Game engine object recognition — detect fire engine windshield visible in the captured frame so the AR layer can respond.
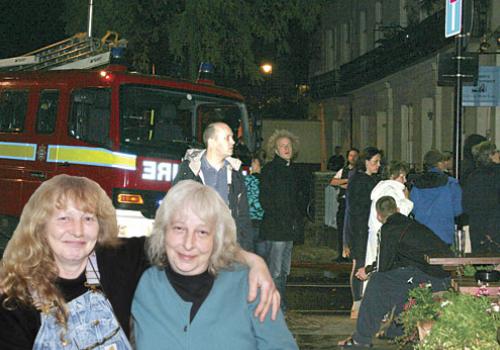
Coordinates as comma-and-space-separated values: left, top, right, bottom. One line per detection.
120, 85, 252, 160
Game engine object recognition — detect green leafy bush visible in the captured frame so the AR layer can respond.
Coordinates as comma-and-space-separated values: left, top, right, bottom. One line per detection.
418, 292, 500, 350
399, 283, 500, 349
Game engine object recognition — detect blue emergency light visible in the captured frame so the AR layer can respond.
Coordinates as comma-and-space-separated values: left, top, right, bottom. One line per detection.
197, 62, 215, 84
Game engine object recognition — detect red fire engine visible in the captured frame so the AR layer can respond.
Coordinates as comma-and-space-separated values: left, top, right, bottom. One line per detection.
0, 34, 254, 240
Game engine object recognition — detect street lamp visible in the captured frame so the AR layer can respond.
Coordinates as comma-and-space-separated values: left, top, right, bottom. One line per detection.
258, 63, 273, 116
260, 63, 273, 75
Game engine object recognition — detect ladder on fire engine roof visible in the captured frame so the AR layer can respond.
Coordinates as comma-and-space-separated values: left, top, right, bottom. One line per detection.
0, 31, 125, 72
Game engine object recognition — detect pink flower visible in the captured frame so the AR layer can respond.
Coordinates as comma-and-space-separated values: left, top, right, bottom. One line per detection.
404, 298, 416, 311
475, 285, 490, 297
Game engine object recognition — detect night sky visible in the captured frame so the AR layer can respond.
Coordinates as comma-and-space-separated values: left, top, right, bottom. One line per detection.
0, 0, 66, 59
0, 0, 315, 119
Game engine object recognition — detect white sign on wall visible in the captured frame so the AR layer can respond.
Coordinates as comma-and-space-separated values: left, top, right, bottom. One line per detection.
462, 66, 500, 107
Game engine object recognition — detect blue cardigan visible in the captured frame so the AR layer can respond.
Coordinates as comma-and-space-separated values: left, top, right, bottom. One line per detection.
132, 265, 298, 350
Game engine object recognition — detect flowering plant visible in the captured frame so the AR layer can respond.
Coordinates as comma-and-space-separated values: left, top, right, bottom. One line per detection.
398, 283, 441, 344
417, 289, 500, 350
399, 283, 500, 349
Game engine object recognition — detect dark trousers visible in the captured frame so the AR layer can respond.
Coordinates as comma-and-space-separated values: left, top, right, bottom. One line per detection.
353, 266, 450, 345
336, 197, 346, 253
252, 223, 270, 260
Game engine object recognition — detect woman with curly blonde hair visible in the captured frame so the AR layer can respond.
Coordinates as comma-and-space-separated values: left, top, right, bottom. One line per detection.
132, 180, 298, 349
0, 175, 281, 349
0, 174, 140, 349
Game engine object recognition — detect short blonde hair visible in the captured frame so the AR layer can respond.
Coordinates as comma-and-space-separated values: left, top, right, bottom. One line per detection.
146, 180, 239, 275
266, 129, 299, 160
0, 174, 120, 327
383, 160, 410, 180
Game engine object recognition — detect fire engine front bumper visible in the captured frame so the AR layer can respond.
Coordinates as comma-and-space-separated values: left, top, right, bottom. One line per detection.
116, 209, 154, 238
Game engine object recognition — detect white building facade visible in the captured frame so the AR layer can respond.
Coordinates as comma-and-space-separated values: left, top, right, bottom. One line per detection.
310, 0, 500, 169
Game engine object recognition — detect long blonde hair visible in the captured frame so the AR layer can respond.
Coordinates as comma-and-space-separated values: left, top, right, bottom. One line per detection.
0, 174, 120, 327
146, 180, 239, 275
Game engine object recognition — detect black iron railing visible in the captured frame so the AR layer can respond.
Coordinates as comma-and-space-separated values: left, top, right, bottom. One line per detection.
310, 9, 454, 99
310, 69, 341, 99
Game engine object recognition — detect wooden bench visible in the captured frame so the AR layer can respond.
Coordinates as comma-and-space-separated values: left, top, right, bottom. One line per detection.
425, 254, 500, 296
425, 254, 500, 266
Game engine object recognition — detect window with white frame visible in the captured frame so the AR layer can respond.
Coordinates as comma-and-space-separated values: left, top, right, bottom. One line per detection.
375, 1, 383, 47
325, 29, 334, 71
341, 22, 351, 64
400, 0, 408, 28
359, 11, 367, 55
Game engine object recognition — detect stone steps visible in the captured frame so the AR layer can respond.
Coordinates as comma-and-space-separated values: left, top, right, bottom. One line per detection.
287, 265, 352, 313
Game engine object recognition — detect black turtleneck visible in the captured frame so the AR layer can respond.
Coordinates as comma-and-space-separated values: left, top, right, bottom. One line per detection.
165, 266, 215, 322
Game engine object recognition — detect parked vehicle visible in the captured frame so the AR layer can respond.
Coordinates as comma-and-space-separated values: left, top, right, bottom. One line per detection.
0, 35, 253, 243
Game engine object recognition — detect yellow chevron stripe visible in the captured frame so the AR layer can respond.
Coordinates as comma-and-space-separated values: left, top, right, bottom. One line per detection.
0, 142, 36, 160
47, 145, 136, 170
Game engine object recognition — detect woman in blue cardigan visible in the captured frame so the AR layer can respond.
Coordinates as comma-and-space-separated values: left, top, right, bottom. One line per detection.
132, 180, 298, 350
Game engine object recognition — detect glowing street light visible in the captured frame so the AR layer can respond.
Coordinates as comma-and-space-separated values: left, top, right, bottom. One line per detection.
260, 63, 273, 75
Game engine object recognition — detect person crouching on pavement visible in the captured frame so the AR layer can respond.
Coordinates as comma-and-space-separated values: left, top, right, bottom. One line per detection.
339, 196, 451, 348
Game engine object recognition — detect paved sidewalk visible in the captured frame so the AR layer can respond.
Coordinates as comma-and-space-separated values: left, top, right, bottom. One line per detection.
287, 312, 400, 350
286, 227, 404, 349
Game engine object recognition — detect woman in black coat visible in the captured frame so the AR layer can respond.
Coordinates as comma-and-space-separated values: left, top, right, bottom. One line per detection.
346, 147, 381, 317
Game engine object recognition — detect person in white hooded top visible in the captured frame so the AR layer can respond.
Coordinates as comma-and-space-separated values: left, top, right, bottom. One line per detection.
356, 161, 414, 285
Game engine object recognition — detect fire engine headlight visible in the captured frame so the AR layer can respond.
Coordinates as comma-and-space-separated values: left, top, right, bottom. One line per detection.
112, 189, 166, 219
99, 70, 114, 81
117, 193, 144, 205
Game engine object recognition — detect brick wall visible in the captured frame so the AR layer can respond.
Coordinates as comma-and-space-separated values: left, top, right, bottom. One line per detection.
313, 171, 336, 224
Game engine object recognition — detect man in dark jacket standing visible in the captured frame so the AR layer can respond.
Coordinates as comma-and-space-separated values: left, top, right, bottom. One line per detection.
173, 122, 253, 251
462, 141, 500, 253
260, 129, 303, 312
339, 196, 451, 348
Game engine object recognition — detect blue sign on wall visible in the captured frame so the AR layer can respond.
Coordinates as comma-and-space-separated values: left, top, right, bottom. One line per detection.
445, 0, 462, 38
462, 66, 500, 107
